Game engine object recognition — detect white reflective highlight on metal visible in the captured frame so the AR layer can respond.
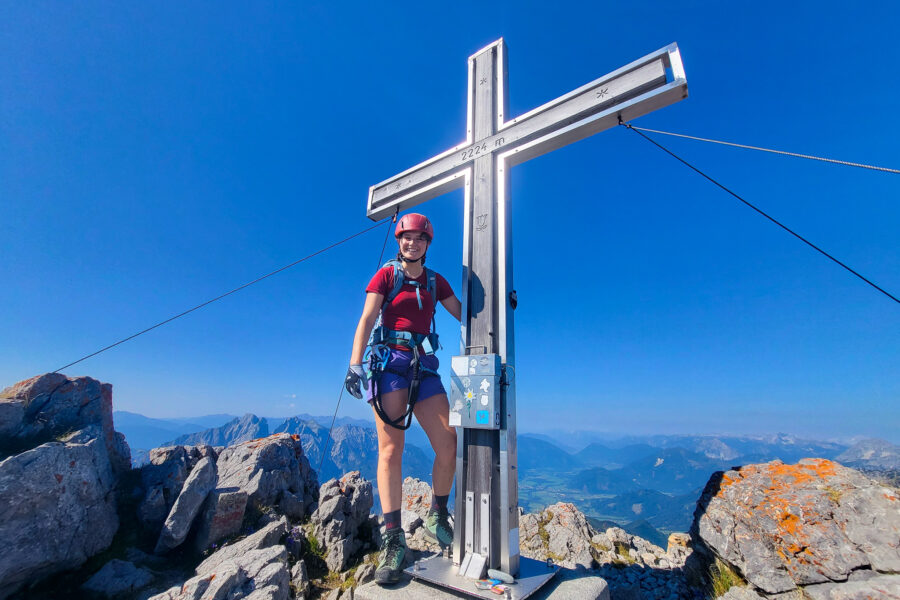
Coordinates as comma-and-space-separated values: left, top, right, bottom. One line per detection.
366, 43, 688, 220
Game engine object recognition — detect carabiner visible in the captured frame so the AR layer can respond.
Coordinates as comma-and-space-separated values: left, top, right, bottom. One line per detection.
364, 343, 390, 378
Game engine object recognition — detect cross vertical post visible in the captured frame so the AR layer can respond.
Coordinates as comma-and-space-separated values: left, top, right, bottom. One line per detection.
366, 39, 687, 593
456, 40, 519, 575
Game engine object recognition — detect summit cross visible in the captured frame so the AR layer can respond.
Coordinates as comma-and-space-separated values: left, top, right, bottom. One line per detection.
367, 39, 687, 588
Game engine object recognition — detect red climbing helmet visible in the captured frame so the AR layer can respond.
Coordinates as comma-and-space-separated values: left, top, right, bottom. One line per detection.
395, 213, 434, 242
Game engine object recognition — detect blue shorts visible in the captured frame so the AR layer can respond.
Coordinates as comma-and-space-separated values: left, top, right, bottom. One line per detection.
367, 348, 446, 404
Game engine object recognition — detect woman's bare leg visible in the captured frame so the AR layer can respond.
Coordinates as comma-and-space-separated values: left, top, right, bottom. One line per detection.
413, 392, 457, 496
372, 389, 409, 513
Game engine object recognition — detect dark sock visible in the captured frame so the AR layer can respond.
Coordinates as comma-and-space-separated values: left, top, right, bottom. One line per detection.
431, 494, 449, 513
384, 509, 402, 531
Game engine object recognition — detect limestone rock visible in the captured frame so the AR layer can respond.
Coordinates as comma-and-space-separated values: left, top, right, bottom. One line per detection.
668, 532, 691, 551
279, 490, 307, 520
184, 444, 218, 469
1, 373, 97, 440
717, 587, 765, 600
155, 455, 218, 553
355, 562, 375, 586
82, 559, 154, 597
195, 516, 288, 575
519, 502, 674, 576
291, 559, 309, 598
802, 574, 900, 600
216, 433, 318, 516
123, 546, 168, 573
0, 374, 130, 474
520, 502, 602, 569
311, 471, 375, 572
401, 508, 422, 533
148, 545, 290, 600
0, 383, 27, 438
594, 559, 698, 600
0, 428, 118, 599
667, 532, 692, 564
137, 485, 168, 530
192, 487, 248, 553
690, 459, 900, 596
109, 430, 132, 474
399, 477, 452, 552
401, 476, 434, 518
138, 446, 192, 530
138, 444, 218, 534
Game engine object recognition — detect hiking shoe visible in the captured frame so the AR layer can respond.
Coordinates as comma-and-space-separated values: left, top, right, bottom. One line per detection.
423, 508, 453, 547
375, 529, 407, 585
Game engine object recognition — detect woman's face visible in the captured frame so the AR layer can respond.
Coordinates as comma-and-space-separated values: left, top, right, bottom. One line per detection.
398, 232, 430, 261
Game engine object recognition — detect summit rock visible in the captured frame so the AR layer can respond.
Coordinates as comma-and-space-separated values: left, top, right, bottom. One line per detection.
0, 374, 129, 599
689, 458, 900, 598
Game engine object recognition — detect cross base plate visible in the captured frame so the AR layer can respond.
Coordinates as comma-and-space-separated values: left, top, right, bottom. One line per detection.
404, 555, 559, 599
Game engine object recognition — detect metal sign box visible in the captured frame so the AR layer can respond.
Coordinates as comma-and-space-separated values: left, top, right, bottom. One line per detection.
449, 354, 502, 430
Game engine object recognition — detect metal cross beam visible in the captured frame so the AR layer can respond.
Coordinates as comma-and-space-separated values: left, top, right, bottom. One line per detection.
368, 41, 686, 221
366, 39, 687, 587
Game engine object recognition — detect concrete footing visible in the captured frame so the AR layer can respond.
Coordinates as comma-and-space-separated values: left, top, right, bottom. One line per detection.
354, 567, 609, 600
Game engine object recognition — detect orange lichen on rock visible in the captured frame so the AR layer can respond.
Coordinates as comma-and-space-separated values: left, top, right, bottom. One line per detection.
718, 472, 738, 492
719, 460, 850, 573
785, 542, 804, 555
698, 457, 900, 594
733, 459, 839, 490
780, 512, 800, 536
769, 459, 838, 484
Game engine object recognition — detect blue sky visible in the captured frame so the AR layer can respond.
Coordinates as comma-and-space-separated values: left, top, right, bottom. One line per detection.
2, 2, 898, 442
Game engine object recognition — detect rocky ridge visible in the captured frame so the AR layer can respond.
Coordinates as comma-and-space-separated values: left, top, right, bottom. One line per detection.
4, 373, 900, 600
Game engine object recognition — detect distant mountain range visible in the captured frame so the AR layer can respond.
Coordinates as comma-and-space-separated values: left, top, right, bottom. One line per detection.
117, 411, 432, 485
112, 411, 220, 450
836, 438, 900, 470
169, 413, 268, 447
115, 410, 900, 541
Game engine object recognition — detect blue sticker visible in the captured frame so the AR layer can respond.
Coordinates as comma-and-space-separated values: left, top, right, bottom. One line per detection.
476, 410, 490, 424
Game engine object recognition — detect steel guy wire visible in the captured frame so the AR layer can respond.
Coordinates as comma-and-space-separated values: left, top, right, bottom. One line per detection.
53, 217, 393, 373
622, 122, 899, 305
628, 126, 900, 175
317, 383, 346, 479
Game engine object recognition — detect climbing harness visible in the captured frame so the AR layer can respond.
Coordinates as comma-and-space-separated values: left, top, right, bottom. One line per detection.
367, 258, 442, 430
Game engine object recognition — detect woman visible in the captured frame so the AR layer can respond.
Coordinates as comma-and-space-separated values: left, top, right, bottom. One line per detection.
344, 213, 461, 585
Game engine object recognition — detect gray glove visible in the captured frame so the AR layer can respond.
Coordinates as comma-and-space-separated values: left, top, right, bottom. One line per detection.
344, 364, 368, 399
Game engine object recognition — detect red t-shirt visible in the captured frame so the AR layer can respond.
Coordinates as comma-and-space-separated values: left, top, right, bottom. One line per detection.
366, 266, 454, 335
